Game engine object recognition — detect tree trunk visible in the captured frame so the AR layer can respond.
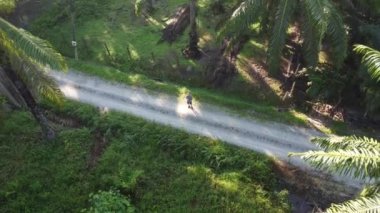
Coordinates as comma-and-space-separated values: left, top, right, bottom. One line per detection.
0, 67, 24, 107
185, 0, 201, 59
1, 66, 56, 140
160, 5, 190, 43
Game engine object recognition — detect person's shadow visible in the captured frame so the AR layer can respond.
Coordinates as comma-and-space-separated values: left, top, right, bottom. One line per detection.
189, 105, 199, 117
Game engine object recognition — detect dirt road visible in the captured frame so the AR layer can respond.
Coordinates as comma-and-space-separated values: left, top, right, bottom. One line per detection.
51, 70, 368, 189
51, 70, 324, 165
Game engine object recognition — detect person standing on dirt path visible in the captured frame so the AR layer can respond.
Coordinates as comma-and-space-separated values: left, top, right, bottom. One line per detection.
186, 93, 193, 109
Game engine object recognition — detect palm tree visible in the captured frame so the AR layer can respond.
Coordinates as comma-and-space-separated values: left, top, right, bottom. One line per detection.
223, 0, 348, 74
0, 16, 67, 140
186, 0, 200, 59
290, 136, 380, 212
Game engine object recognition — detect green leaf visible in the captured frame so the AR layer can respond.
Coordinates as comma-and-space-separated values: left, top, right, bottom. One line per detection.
354, 44, 380, 82
302, 0, 329, 67
267, 0, 296, 74
0, 17, 67, 70
289, 148, 380, 180
220, 0, 265, 38
326, 194, 380, 213
10, 56, 64, 105
312, 136, 380, 151
326, 4, 347, 68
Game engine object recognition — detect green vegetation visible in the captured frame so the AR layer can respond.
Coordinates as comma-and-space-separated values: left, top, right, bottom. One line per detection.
28, 0, 380, 120
31, 0, 189, 70
354, 45, 380, 113
290, 136, 380, 212
2, 0, 380, 211
0, 0, 16, 14
0, 5, 67, 140
0, 101, 290, 212
86, 189, 135, 213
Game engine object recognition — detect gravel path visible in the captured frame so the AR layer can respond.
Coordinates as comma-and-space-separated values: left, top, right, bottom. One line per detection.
51, 70, 323, 166
51, 70, 363, 189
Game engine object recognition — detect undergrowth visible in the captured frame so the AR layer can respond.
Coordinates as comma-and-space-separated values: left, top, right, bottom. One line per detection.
0, 101, 291, 212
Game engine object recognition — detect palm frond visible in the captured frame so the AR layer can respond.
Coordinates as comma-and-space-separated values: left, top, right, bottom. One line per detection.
220, 0, 265, 38
326, 194, 380, 213
135, 0, 147, 16
10, 56, 64, 105
325, 1, 347, 68
312, 136, 380, 151
361, 184, 380, 197
267, 0, 296, 74
0, 18, 67, 70
301, 0, 329, 67
289, 148, 380, 180
354, 44, 380, 82
302, 0, 347, 68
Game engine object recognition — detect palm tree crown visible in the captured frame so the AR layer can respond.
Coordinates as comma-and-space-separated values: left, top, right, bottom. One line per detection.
223, 0, 348, 74
0, 17, 67, 105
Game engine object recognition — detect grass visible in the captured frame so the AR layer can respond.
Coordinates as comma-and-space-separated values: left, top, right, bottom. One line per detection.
31, 0, 190, 69
0, 101, 291, 212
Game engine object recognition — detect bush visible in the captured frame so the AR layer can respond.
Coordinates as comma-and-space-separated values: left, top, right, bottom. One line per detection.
85, 189, 135, 213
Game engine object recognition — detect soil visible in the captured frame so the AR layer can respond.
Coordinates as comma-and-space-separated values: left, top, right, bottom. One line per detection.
87, 132, 109, 170
273, 161, 359, 213
45, 110, 82, 129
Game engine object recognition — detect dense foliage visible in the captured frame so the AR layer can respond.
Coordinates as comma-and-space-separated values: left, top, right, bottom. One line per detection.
0, 101, 290, 212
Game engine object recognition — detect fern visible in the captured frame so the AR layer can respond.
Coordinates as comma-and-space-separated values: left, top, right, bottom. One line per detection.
267, 0, 296, 74
354, 45, 380, 82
